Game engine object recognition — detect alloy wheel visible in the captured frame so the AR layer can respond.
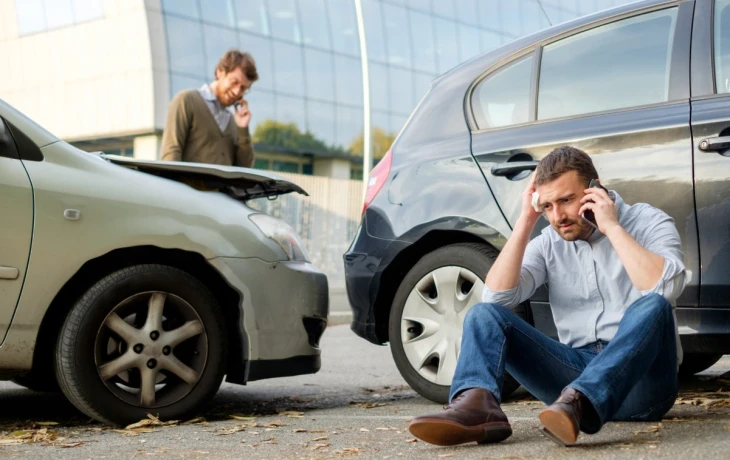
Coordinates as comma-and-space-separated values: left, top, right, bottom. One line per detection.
94, 292, 208, 408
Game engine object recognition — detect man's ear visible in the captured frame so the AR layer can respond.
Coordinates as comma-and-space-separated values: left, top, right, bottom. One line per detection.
215, 67, 224, 81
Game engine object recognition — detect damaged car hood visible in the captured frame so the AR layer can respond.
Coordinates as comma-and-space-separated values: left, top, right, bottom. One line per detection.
101, 154, 308, 200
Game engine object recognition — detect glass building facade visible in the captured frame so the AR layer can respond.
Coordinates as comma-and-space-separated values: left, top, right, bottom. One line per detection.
14, 0, 635, 177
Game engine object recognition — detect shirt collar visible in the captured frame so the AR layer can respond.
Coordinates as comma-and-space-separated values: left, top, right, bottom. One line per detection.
198, 83, 218, 103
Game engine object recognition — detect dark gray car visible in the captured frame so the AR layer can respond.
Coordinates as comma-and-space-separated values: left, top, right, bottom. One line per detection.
344, 0, 730, 404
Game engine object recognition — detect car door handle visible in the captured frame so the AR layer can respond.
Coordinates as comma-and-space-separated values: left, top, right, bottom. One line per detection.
0, 266, 19, 280
699, 136, 730, 152
490, 161, 539, 177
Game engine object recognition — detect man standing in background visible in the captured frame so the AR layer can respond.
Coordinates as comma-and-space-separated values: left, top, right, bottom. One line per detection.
161, 49, 258, 167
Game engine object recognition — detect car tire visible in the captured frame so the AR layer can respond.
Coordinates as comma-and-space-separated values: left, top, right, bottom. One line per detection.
389, 243, 527, 405
678, 353, 723, 377
55, 264, 227, 426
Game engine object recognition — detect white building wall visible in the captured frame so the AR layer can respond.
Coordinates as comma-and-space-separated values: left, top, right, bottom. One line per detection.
0, 0, 166, 142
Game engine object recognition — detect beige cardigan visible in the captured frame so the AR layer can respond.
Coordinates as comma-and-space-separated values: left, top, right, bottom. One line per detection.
160, 89, 254, 167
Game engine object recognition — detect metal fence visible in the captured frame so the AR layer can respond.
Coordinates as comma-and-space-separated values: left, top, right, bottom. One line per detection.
247, 173, 364, 289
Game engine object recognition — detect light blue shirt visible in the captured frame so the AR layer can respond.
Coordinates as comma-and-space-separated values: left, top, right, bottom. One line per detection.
482, 190, 687, 366
198, 83, 231, 133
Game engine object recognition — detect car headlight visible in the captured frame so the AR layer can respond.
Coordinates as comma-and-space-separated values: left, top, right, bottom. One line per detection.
249, 213, 310, 262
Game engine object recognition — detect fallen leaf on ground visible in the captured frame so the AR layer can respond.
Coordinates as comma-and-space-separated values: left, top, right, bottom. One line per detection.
263, 420, 286, 428
633, 423, 663, 435
58, 442, 84, 448
278, 410, 305, 417
360, 428, 370, 432
181, 417, 206, 425
114, 428, 157, 437
217, 425, 247, 436
125, 414, 179, 430
263, 437, 278, 444
350, 402, 391, 409
293, 429, 307, 433
311, 436, 329, 441
438, 455, 455, 458
334, 447, 364, 455
312, 443, 331, 450
0, 439, 24, 446
406, 438, 418, 443
311, 430, 327, 433
230, 415, 256, 422
0, 427, 75, 447
35, 422, 59, 426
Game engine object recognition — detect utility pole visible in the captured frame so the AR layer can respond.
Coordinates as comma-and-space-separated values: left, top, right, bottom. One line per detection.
354, 0, 371, 198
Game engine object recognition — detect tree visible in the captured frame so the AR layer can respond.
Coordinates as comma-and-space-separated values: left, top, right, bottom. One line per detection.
348, 127, 396, 160
253, 119, 345, 154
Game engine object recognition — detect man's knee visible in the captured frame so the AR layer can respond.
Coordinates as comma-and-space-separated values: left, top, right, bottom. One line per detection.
463, 302, 511, 329
634, 293, 672, 316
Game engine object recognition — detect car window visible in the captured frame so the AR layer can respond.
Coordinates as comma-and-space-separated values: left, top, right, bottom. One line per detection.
716, 0, 730, 93
472, 54, 533, 130
538, 7, 678, 121
0, 119, 19, 159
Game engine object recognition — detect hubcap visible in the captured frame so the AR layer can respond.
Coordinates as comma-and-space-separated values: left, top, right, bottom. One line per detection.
95, 292, 208, 408
401, 266, 484, 386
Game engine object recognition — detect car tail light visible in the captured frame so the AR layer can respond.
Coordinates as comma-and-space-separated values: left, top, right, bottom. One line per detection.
362, 148, 393, 214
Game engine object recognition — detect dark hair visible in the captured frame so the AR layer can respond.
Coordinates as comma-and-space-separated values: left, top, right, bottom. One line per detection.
535, 146, 598, 187
215, 49, 259, 83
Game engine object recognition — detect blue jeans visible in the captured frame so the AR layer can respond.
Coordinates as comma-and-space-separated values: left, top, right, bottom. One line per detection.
450, 293, 678, 433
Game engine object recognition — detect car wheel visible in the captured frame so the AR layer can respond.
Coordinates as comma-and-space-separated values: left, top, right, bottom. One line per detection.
55, 264, 227, 426
389, 243, 526, 405
678, 353, 724, 377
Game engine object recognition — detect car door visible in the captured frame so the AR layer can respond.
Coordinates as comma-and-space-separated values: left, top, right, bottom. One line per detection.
0, 117, 33, 343
468, 1, 699, 310
690, 0, 730, 306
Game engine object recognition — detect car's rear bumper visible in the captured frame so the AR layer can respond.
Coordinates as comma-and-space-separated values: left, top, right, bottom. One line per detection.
210, 257, 329, 382
343, 224, 407, 345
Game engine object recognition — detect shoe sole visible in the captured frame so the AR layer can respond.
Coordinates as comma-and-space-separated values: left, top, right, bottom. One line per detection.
538, 408, 577, 446
408, 418, 512, 446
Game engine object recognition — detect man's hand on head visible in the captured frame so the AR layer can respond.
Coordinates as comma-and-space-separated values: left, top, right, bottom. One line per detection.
580, 185, 619, 235
520, 172, 543, 227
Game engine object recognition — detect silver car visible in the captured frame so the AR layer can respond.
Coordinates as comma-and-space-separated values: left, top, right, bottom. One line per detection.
0, 99, 329, 425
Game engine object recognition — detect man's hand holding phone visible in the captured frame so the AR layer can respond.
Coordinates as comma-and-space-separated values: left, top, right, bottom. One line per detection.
233, 98, 251, 129
579, 180, 619, 234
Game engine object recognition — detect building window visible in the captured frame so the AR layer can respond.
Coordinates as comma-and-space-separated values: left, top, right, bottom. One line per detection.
272, 160, 300, 173
254, 158, 271, 170
15, 0, 104, 36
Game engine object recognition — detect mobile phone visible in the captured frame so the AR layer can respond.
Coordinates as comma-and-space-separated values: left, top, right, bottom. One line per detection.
581, 179, 609, 228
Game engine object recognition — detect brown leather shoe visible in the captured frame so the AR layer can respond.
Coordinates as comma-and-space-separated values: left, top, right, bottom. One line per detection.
538, 388, 588, 446
408, 388, 512, 446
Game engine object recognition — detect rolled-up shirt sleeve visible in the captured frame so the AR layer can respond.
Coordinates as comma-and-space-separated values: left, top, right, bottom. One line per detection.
638, 209, 689, 303
482, 235, 547, 308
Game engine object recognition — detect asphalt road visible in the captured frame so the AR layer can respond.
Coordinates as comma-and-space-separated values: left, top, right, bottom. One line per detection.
1, 324, 730, 459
